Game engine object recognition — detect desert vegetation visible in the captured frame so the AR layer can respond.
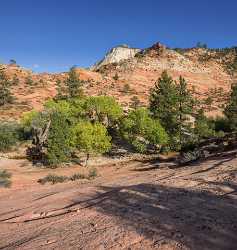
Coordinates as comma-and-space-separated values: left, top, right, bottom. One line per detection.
0, 66, 15, 106
1, 66, 236, 175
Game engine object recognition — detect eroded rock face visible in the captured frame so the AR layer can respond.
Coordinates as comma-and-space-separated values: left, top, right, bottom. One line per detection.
92, 45, 141, 70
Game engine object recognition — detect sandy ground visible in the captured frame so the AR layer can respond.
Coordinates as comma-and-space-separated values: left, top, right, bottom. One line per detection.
0, 151, 237, 250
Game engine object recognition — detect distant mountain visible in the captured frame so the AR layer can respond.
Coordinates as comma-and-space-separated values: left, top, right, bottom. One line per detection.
1, 42, 236, 120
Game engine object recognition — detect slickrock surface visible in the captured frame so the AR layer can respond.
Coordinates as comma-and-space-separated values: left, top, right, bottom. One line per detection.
0, 151, 237, 249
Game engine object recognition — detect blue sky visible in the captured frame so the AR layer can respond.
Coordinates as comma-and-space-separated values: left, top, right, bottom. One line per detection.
0, 0, 236, 72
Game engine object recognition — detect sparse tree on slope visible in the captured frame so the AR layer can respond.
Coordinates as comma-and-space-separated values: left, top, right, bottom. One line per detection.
149, 71, 196, 150
0, 67, 14, 106
65, 66, 84, 98
224, 83, 237, 130
149, 71, 179, 136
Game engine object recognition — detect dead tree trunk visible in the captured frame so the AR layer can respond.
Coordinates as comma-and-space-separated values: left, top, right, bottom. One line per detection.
84, 153, 90, 167
26, 120, 51, 163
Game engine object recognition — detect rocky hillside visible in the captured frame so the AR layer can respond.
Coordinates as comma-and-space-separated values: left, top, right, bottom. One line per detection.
0, 42, 236, 120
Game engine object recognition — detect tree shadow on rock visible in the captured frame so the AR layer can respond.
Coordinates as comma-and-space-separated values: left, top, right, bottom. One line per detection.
80, 182, 237, 250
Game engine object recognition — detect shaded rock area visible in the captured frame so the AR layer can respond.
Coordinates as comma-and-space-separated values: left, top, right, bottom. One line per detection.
0, 150, 237, 249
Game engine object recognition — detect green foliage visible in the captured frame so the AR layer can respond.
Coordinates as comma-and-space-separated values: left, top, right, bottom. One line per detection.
65, 67, 84, 98
0, 170, 12, 188
131, 139, 147, 153
72, 121, 111, 157
44, 99, 73, 119
25, 97, 114, 166
149, 71, 195, 150
84, 96, 123, 127
20, 110, 40, 139
211, 116, 231, 133
224, 83, 237, 130
194, 110, 215, 141
46, 111, 74, 166
20, 110, 39, 129
0, 122, 20, 151
150, 71, 179, 135
0, 67, 14, 106
68, 97, 87, 120
120, 108, 168, 153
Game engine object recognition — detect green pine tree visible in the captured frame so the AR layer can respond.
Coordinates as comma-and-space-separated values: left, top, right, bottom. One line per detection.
149, 71, 179, 136
149, 71, 196, 149
65, 67, 84, 98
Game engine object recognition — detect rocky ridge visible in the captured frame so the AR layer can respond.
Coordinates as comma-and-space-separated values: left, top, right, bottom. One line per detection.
0, 42, 236, 120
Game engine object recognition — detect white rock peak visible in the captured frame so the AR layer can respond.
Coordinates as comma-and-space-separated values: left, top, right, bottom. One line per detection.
92, 44, 141, 70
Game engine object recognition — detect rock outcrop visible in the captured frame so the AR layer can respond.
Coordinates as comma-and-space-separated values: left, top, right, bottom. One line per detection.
92, 44, 141, 70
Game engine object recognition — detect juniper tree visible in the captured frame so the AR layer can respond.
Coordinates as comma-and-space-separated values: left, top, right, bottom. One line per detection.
46, 111, 74, 166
